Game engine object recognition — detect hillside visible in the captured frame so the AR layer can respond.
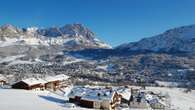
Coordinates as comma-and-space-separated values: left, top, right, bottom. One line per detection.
117, 24, 195, 53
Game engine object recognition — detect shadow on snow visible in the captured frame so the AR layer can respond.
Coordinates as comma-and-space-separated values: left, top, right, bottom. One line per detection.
38, 95, 65, 104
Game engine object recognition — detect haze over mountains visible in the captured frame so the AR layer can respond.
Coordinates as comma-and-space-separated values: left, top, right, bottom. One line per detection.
0, 23, 195, 86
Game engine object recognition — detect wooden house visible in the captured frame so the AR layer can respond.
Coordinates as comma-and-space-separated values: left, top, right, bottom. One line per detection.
12, 78, 46, 90
117, 87, 131, 104
0, 79, 6, 86
0, 75, 6, 86
45, 74, 69, 91
68, 87, 121, 110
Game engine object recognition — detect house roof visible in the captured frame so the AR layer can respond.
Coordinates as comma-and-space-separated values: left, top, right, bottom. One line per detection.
22, 78, 47, 86
45, 74, 69, 82
68, 86, 116, 102
0, 74, 6, 81
13, 74, 70, 86
145, 94, 166, 106
117, 87, 131, 100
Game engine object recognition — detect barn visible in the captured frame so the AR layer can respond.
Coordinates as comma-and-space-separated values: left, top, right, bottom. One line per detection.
12, 78, 46, 90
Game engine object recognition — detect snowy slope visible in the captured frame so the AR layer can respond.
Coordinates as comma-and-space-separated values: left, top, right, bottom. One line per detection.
117, 24, 195, 52
146, 87, 195, 110
0, 89, 95, 110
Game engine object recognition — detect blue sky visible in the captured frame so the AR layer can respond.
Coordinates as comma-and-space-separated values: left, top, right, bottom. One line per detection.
0, 0, 195, 47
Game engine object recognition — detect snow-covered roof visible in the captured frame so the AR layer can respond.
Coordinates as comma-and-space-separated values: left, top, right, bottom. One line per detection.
145, 94, 166, 106
145, 94, 154, 101
0, 74, 6, 81
117, 87, 131, 100
68, 86, 115, 102
13, 74, 69, 86
22, 78, 47, 86
45, 74, 69, 82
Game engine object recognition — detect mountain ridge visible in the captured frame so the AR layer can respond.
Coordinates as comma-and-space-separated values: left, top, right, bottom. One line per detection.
0, 24, 195, 87
117, 24, 195, 53
0, 23, 112, 50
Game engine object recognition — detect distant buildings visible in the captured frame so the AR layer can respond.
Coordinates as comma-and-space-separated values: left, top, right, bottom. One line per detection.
10, 74, 169, 110
11, 74, 69, 91
67, 86, 169, 110
129, 88, 150, 109
145, 93, 166, 109
119, 87, 167, 110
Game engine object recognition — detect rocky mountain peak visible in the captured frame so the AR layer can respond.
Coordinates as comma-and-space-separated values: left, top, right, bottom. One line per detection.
0, 24, 19, 33
0, 23, 111, 49
37, 24, 95, 39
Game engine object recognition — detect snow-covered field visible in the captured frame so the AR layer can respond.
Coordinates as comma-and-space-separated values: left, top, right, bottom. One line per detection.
146, 87, 195, 110
0, 89, 93, 110
0, 87, 195, 110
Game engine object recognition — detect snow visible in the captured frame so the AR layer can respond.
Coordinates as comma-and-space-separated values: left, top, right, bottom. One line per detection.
21, 78, 47, 86
68, 86, 115, 102
0, 74, 6, 81
96, 64, 115, 73
34, 58, 44, 63
26, 27, 38, 33
0, 37, 21, 47
0, 89, 95, 110
0, 35, 73, 47
15, 74, 70, 86
23, 37, 44, 45
118, 24, 195, 52
117, 88, 131, 101
63, 58, 84, 65
1, 86, 194, 110
45, 74, 69, 82
146, 87, 195, 110
0, 55, 26, 63
155, 81, 179, 87
62, 85, 73, 100
96, 65, 108, 70
0, 89, 64, 110
7, 60, 33, 66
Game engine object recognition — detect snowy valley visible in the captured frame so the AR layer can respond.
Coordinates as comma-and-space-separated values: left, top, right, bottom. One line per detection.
0, 24, 195, 110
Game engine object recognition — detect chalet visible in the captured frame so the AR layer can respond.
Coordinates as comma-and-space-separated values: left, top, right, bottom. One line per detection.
117, 87, 131, 104
12, 78, 46, 90
0, 75, 6, 86
44, 74, 69, 91
68, 87, 121, 110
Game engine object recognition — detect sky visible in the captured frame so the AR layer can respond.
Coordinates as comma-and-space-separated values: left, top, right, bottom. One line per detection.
0, 0, 195, 47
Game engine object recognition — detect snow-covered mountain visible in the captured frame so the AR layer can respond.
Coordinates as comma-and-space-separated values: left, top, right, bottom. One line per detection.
117, 24, 195, 53
0, 24, 111, 49
0, 23, 111, 67
1, 24, 195, 87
